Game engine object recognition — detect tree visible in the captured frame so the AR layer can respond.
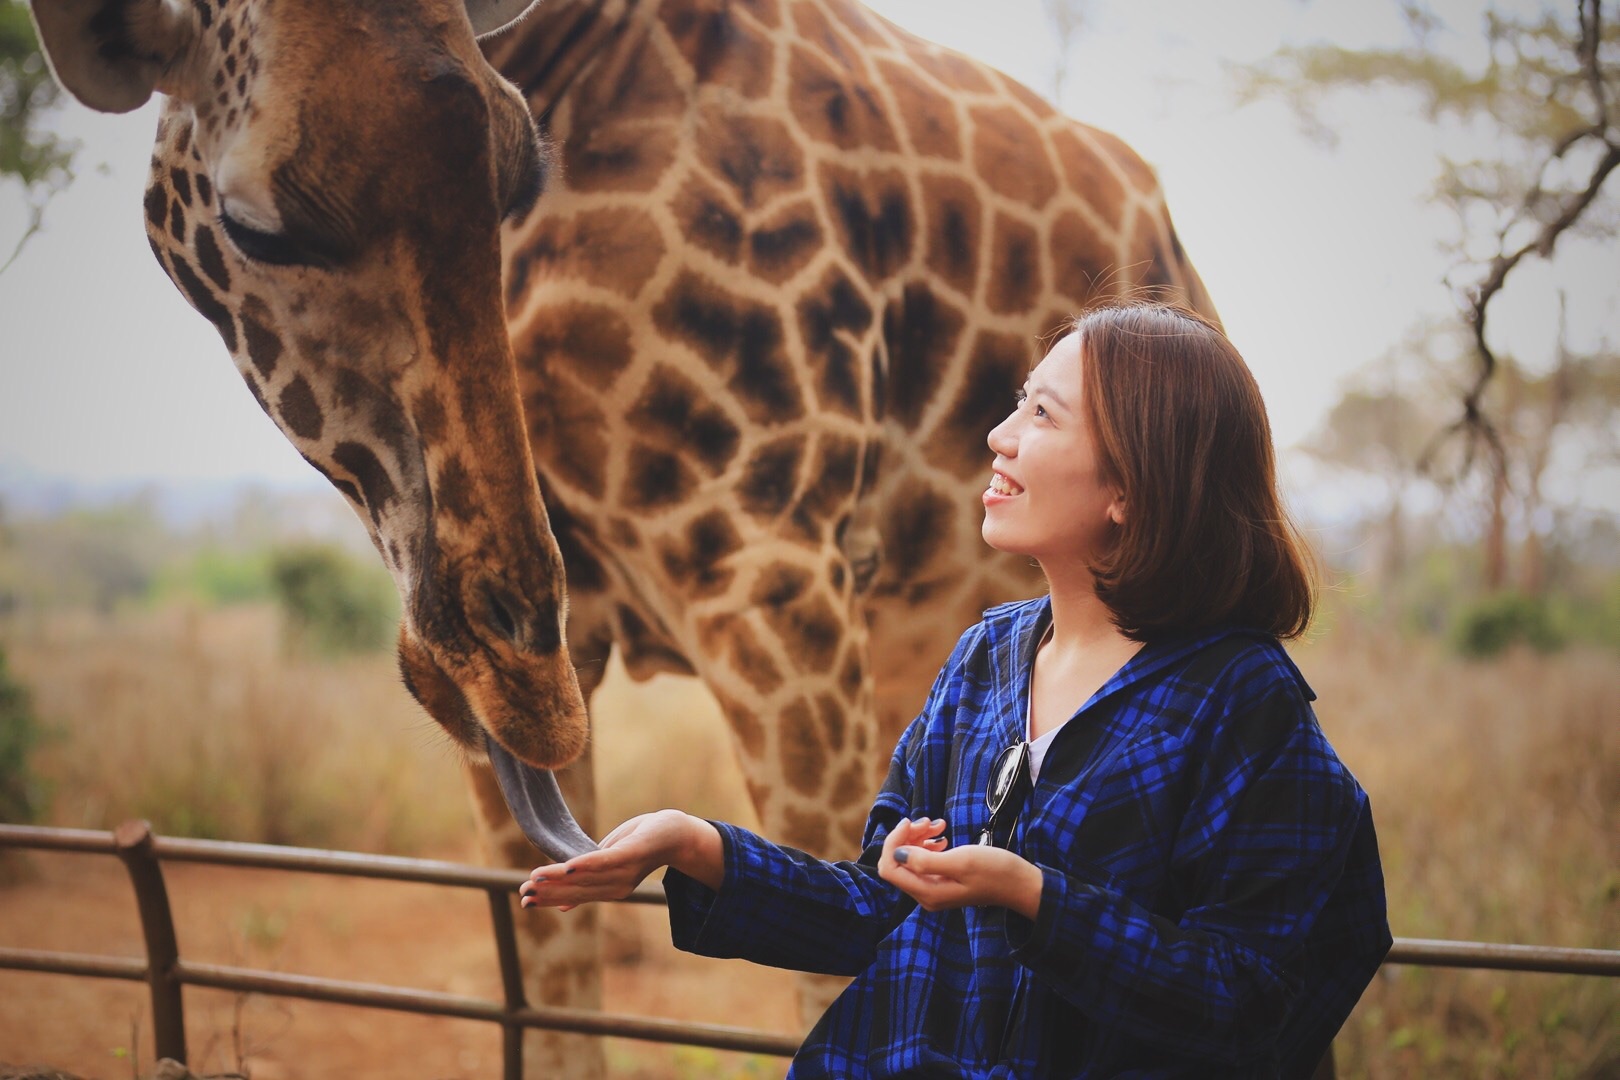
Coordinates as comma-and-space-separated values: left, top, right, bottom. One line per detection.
1299, 322, 1459, 589
1241, 0, 1620, 591
0, 0, 77, 274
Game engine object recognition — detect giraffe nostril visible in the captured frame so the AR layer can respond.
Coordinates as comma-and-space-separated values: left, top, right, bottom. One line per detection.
483, 583, 523, 646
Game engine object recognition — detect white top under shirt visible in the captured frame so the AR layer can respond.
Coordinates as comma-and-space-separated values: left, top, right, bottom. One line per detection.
1025, 624, 1066, 784
1026, 699, 1065, 784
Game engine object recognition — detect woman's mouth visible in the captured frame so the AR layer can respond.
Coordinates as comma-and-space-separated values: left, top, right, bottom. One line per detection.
987, 471, 1023, 497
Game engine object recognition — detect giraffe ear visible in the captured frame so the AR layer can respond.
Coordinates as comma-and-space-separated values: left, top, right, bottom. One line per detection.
28, 0, 196, 114
463, 0, 544, 39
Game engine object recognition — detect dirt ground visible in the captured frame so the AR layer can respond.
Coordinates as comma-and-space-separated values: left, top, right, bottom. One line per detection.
0, 849, 802, 1079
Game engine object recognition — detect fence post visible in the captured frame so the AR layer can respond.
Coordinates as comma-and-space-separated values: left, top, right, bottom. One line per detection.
486, 888, 528, 1080
114, 819, 187, 1064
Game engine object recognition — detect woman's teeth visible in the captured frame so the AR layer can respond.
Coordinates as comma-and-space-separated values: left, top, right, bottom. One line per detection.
989, 472, 1023, 496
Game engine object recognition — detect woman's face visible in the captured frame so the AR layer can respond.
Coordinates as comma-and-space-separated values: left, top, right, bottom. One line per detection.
981, 332, 1123, 572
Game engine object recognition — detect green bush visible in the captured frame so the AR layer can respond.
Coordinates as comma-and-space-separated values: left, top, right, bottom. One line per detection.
269, 544, 399, 656
1451, 592, 1566, 659
156, 545, 275, 606
0, 644, 46, 823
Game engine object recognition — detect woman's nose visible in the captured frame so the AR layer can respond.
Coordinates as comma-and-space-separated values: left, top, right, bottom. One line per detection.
987, 412, 1016, 456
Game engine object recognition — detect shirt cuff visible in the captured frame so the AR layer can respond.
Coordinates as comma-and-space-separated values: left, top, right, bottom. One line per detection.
662, 819, 751, 956
1004, 862, 1073, 958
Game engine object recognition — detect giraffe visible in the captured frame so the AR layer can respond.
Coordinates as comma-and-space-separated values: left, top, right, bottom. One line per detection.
30, 0, 1217, 1075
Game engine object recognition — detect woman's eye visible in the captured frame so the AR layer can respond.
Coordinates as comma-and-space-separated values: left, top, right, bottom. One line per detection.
1013, 388, 1028, 406
219, 210, 307, 267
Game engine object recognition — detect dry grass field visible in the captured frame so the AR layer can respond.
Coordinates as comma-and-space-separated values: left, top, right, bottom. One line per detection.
0, 602, 1615, 1078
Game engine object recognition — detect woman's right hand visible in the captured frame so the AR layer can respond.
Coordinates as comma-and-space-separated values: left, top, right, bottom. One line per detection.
519, 809, 722, 911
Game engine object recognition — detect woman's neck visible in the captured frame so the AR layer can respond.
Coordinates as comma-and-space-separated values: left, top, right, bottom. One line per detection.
1043, 565, 1128, 655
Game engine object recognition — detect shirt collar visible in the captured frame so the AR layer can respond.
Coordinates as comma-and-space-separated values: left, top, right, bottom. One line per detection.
983, 596, 1317, 745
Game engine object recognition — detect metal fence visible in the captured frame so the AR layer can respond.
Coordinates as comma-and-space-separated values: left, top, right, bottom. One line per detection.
3, 821, 1617, 1079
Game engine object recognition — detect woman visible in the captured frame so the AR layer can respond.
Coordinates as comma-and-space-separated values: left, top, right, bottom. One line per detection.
520, 303, 1391, 1078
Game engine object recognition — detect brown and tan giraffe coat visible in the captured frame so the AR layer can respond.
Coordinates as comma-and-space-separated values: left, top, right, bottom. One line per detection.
31, 0, 1214, 1075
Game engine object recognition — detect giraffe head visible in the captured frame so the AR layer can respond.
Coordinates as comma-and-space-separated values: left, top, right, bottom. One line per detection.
31, 0, 597, 843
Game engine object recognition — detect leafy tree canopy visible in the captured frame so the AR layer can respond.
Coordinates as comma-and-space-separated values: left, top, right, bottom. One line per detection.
0, 0, 77, 271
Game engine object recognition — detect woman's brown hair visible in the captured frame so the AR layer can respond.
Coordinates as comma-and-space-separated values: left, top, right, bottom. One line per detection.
1075, 303, 1316, 640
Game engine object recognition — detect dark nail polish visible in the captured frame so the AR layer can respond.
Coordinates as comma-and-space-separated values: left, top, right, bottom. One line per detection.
894, 847, 910, 865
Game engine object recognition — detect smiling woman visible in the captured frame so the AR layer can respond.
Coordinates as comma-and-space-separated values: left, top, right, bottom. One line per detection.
520, 302, 1391, 1079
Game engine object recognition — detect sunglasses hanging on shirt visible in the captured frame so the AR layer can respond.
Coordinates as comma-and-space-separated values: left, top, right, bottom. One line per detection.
979, 740, 1032, 848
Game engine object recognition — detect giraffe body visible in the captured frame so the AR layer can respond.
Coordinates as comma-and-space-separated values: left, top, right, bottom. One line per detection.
31, 0, 1214, 1074
487, 0, 1214, 853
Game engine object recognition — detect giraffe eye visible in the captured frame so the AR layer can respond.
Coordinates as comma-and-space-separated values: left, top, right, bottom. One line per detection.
218, 208, 307, 267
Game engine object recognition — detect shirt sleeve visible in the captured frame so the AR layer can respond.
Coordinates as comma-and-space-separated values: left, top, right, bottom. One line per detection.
1003, 685, 1377, 1064
662, 633, 973, 974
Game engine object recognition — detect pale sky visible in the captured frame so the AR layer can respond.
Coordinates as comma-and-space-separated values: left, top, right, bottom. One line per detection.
1, 0, 1614, 518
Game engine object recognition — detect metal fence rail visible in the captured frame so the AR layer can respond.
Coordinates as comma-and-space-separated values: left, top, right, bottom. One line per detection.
3, 822, 1617, 1079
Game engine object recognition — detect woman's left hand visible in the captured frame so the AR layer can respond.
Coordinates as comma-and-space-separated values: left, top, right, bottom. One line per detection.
878, 817, 1044, 920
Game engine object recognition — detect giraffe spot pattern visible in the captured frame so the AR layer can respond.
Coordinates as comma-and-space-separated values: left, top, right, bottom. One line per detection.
882, 283, 966, 428
170, 168, 193, 207
987, 212, 1041, 316
193, 224, 232, 293
816, 693, 847, 752
652, 272, 803, 423
782, 806, 830, 855
433, 456, 479, 524
875, 57, 961, 159
882, 485, 957, 586
526, 390, 610, 499
926, 330, 1029, 480
656, 510, 742, 597
167, 254, 237, 352
276, 374, 323, 441
750, 563, 813, 610
625, 443, 698, 510
413, 388, 448, 445
796, 267, 873, 417
521, 209, 665, 301
628, 366, 742, 476
548, 500, 610, 594
694, 110, 805, 209
970, 103, 1059, 210
821, 163, 912, 280
762, 591, 843, 675
332, 441, 398, 526
779, 697, 826, 797
787, 43, 899, 154
236, 296, 281, 380
1137, 208, 1177, 291
747, 200, 823, 283
1051, 210, 1117, 305
740, 436, 803, 517
143, 184, 167, 230
672, 175, 745, 264
792, 435, 863, 540
663, 4, 774, 98
918, 172, 982, 296
729, 625, 783, 697
512, 302, 635, 392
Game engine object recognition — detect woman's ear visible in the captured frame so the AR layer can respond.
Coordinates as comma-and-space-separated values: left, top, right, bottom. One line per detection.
1106, 492, 1126, 527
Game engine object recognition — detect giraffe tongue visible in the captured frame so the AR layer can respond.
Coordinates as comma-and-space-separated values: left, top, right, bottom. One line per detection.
485, 735, 599, 861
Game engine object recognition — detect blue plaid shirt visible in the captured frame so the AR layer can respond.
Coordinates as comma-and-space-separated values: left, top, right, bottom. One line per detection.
665, 597, 1390, 1078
